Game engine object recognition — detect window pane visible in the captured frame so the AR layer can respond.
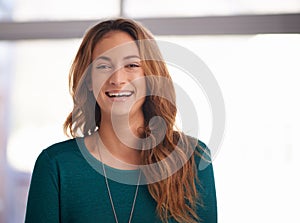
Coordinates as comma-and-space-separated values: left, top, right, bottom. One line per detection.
1, 34, 300, 223
0, 0, 13, 20
124, 0, 300, 17
4, 40, 79, 172
2, 0, 119, 21
157, 34, 300, 223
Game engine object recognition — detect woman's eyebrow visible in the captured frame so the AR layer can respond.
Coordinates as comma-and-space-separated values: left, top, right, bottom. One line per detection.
95, 56, 111, 62
123, 55, 141, 60
95, 55, 140, 62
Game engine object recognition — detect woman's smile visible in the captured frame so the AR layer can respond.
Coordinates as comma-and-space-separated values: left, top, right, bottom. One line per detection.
105, 89, 135, 102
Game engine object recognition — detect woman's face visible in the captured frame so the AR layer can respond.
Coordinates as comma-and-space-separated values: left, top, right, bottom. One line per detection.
90, 31, 146, 118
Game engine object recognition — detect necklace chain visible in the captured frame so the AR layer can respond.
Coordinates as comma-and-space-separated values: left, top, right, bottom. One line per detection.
97, 145, 141, 223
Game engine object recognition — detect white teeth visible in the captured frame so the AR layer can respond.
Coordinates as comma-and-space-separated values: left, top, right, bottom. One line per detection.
106, 91, 133, 97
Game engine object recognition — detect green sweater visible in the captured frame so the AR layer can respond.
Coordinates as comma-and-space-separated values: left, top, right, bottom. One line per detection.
25, 138, 217, 223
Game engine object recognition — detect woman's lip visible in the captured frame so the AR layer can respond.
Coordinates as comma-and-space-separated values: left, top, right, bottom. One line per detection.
105, 90, 134, 98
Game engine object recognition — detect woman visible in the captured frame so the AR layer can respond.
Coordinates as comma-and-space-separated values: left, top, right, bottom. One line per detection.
25, 18, 217, 223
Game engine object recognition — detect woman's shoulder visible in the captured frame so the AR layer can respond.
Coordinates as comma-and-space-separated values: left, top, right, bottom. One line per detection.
185, 135, 212, 171
174, 132, 212, 166
184, 134, 210, 155
195, 139, 211, 160
40, 137, 82, 161
195, 139, 213, 172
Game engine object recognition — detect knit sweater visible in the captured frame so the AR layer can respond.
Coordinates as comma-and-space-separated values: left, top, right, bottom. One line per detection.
25, 137, 217, 223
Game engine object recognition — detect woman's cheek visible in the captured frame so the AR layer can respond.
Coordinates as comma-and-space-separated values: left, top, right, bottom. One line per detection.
91, 74, 109, 98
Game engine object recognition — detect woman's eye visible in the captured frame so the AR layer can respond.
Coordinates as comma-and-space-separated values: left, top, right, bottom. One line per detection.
96, 64, 112, 70
125, 63, 140, 69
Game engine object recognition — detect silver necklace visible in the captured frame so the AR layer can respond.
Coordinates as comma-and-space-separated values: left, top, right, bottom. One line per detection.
97, 146, 141, 223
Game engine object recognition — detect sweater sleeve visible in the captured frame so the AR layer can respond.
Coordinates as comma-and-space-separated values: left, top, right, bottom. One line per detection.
25, 150, 60, 223
196, 142, 218, 223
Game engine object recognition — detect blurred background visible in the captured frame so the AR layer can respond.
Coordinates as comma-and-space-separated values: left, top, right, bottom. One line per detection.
0, 0, 300, 222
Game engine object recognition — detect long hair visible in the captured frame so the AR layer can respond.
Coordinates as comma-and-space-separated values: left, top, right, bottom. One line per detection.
64, 18, 203, 223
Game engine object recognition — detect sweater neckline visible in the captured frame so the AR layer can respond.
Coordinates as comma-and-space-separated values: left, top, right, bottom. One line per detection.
75, 137, 143, 185
77, 136, 140, 173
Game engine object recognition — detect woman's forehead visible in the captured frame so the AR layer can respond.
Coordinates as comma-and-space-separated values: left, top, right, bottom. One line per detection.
92, 31, 140, 61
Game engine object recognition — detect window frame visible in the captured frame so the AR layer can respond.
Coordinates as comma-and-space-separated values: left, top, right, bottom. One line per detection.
0, 13, 300, 40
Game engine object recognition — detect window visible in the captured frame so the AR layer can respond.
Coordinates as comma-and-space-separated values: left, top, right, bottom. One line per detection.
124, 0, 300, 17
1, 0, 120, 21
1, 1, 300, 222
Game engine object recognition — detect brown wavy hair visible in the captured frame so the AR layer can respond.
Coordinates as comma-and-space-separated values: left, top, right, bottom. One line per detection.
64, 18, 204, 223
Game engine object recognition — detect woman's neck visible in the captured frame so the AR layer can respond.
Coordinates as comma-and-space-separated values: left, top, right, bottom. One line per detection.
98, 111, 144, 166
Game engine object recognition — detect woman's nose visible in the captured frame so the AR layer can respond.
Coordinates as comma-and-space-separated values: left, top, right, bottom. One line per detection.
109, 67, 127, 86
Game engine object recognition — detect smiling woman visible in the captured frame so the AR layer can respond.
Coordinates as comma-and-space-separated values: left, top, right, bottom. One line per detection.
24, 18, 217, 223
89, 31, 146, 121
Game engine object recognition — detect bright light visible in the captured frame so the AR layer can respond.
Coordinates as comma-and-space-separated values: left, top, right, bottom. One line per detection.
4, 34, 300, 223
